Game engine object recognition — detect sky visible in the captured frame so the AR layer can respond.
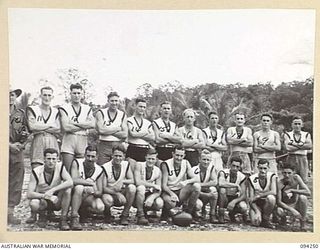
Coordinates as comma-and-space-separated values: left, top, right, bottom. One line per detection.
8, 8, 315, 105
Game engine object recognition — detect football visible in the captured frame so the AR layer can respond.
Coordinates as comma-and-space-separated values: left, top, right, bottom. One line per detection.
172, 212, 193, 227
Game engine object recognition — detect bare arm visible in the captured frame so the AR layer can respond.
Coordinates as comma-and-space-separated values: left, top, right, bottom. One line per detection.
102, 174, 119, 195
161, 162, 176, 197
200, 168, 218, 188
158, 126, 183, 144
73, 108, 95, 129
113, 115, 128, 139
95, 110, 122, 135
27, 172, 45, 199
254, 175, 277, 200
44, 167, 73, 197
287, 175, 311, 196
124, 164, 135, 185
70, 160, 95, 186
27, 108, 52, 132
204, 131, 228, 152
59, 108, 82, 133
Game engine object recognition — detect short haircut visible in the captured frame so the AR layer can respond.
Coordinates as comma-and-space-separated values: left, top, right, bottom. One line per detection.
174, 145, 185, 152
257, 159, 269, 166
44, 148, 59, 157
85, 145, 98, 153
208, 111, 218, 118
135, 98, 146, 105
261, 113, 273, 120
282, 162, 295, 171
160, 101, 172, 107
112, 144, 126, 154
201, 149, 211, 156
146, 148, 158, 156
235, 112, 246, 118
40, 86, 54, 94
229, 156, 242, 165
70, 83, 83, 91
292, 116, 303, 121
183, 108, 196, 117
108, 91, 119, 99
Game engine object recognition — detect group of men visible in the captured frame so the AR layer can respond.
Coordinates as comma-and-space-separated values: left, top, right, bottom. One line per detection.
8, 83, 312, 231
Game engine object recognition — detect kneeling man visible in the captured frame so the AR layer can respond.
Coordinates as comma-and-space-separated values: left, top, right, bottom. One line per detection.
134, 148, 163, 225
27, 148, 73, 230
101, 145, 136, 225
70, 145, 105, 230
248, 159, 277, 228
276, 163, 311, 231
218, 156, 248, 223
161, 146, 200, 221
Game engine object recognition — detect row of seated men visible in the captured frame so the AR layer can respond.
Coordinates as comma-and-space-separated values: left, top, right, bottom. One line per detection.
26, 145, 311, 231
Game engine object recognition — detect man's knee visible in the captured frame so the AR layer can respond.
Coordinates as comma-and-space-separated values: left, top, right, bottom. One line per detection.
196, 199, 203, 211
73, 185, 84, 195
299, 195, 308, 204
136, 185, 146, 194
126, 184, 137, 195
102, 194, 114, 207
219, 187, 227, 195
266, 195, 276, 204
208, 187, 218, 199
95, 199, 105, 213
29, 199, 41, 212
238, 201, 248, 214
154, 197, 164, 210
162, 195, 176, 209
192, 183, 201, 193
276, 207, 285, 217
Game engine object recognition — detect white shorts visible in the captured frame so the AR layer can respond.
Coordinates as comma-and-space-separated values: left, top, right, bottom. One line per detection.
61, 133, 87, 157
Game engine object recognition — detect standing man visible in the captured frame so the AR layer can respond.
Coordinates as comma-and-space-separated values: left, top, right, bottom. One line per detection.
153, 101, 182, 161
59, 83, 95, 172
27, 148, 73, 230
226, 113, 253, 176
70, 145, 105, 230
101, 145, 136, 225
95, 92, 128, 165
126, 98, 155, 163
8, 88, 29, 225
27, 86, 60, 169
189, 149, 219, 223
248, 159, 277, 228
134, 148, 163, 225
218, 156, 248, 224
178, 109, 205, 167
202, 111, 227, 173
253, 113, 281, 174
276, 163, 311, 231
284, 116, 312, 183
160, 146, 201, 221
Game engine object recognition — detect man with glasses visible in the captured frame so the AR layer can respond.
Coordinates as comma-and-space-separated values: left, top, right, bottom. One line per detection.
284, 116, 312, 183
226, 113, 253, 176
253, 113, 281, 173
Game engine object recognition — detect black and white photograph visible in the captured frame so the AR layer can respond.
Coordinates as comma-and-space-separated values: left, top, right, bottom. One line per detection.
7, 7, 315, 236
